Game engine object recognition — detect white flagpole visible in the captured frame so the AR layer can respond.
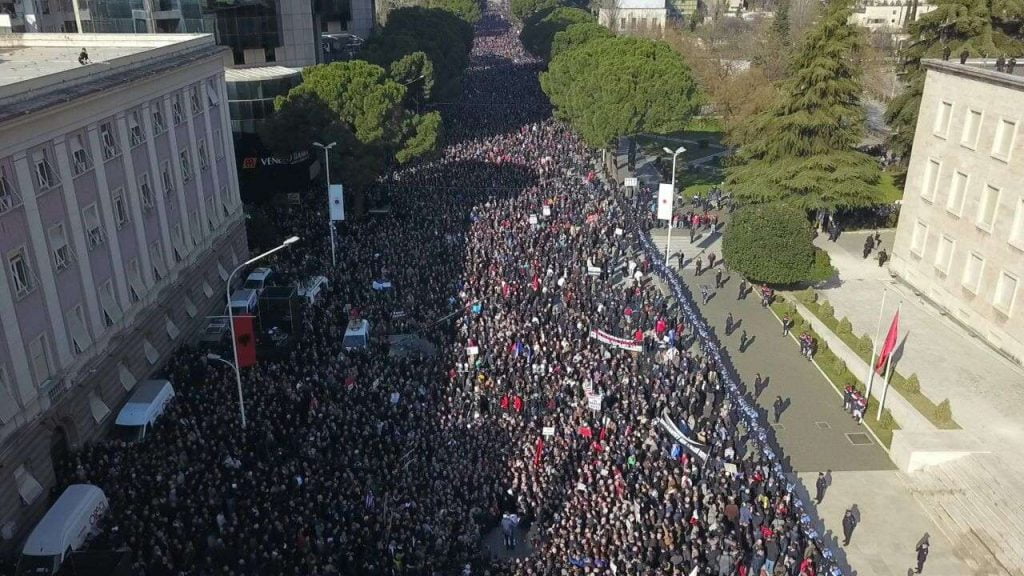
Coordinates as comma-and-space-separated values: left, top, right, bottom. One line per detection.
865, 289, 888, 401
878, 302, 902, 420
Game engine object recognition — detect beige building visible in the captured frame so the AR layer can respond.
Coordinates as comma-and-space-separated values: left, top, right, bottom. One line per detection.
0, 33, 247, 550
849, 0, 936, 33
598, 0, 667, 36
890, 59, 1024, 366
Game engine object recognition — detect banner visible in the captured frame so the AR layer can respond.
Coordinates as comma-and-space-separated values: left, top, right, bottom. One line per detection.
657, 412, 708, 463
587, 394, 603, 411
657, 183, 674, 221
591, 328, 642, 352
624, 177, 638, 188
232, 316, 257, 368
329, 184, 345, 221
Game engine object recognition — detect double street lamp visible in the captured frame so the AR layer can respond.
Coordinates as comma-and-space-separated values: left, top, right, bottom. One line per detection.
217, 235, 300, 429
313, 141, 338, 267
663, 146, 686, 266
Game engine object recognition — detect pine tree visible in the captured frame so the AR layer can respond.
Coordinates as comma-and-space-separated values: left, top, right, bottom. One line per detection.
885, 0, 1024, 174
726, 0, 883, 211
771, 0, 791, 46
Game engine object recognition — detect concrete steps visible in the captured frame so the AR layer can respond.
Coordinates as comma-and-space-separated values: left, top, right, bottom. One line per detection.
906, 454, 1024, 576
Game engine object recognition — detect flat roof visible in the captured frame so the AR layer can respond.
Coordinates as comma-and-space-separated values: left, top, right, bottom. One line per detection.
923, 58, 1024, 91
225, 66, 302, 83
0, 33, 226, 123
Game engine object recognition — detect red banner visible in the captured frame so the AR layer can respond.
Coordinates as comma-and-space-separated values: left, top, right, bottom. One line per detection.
233, 316, 257, 368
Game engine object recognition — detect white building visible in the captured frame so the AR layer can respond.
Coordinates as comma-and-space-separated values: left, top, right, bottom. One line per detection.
0, 33, 247, 551
890, 58, 1024, 366
849, 0, 936, 33
599, 0, 667, 36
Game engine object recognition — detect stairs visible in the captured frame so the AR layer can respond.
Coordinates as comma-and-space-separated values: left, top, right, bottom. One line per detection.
904, 453, 1024, 576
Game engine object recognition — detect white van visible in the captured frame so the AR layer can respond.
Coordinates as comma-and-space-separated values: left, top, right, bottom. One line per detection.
243, 267, 273, 294
17, 484, 108, 575
343, 319, 370, 350
113, 379, 175, 442
229, 289, 259, 317
296, 275, 329, 304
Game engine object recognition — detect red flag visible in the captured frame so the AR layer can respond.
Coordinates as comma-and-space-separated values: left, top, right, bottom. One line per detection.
233, 316, 257, 368
875, 310, 900, 374
534, 437, 544, 467
513, 395, 523, 412
578, 426, 592, 438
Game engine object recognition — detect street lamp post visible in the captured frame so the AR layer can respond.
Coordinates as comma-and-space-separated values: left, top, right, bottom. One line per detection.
225, 235, 300, 429
663, 146, 686, 267
313, 141, 337, 268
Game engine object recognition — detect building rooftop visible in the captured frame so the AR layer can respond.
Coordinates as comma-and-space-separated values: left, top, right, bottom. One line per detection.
923, 58, 1024, 90
0, 34, 228, 124
225, 65, 302, 83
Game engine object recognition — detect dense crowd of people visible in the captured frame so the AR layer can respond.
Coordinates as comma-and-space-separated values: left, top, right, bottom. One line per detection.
35, 2, 841, 575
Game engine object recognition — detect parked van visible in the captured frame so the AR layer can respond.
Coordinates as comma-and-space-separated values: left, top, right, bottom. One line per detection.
229, 289, 259, 318
297, 275, 329, 304
343, 319, 370, 350
243, 267, 273, 294
17, 485, 108, 575
113, 380, 175, 442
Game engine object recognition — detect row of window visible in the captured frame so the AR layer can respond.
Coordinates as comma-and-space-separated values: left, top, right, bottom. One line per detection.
932, 99, 1017, 162
918, 159, 1024, 247
910, 220, 1020, 316
7, 186, 234, 301
0, 78, 223, 206
0, 249, 241, 423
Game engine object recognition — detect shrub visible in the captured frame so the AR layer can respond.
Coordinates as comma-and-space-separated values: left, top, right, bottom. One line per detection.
819, 300, 835, 321
934, 399, 953, 422
722, 202, 818, 285
857, 334, 873, 357
880, 408, 898, 430
833, 359, 848, 377
807, 249, 836, 283
796, 289, 818, 304
837, 317, 853, 335
905, 373, 921, 394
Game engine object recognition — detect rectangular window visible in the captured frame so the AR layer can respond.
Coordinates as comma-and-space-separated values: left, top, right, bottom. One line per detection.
166, 315, 180, 339
198, 140, 209, 170
184, 294, 198, 317
962, 252, 985, 293
0, 364, 16, 425
28, 334, 50, 385
66, 304, 92, 354
139, 172, 155, 211
129, 110, 145, 147
82, 203, 104, 248
994, 271, 1019, 316
206, 195, 217, 232
202, 280, 214, 298
920, 159, 940, 202
100, 122, 119, 160
221, 188, 230, 217
150, 240, 167, 280
8, 248, 34, 298
161, 161, 174, 197
112, 188, 129, 228
99, 279, 121, 327
207, 79, 221, 106
190, 86, 202, 114
189, 210, 201, 245
214, 129, 224, 159
977, 184, 1000, 231
48, 223, 71, 271
911, 220, 928, 256
179, 149, 192, 183
127, 258, 144, 303
32, 149, 58, 190
1011, 198, 1024, 249
961, 108, 982, 149
172, 94, 184, 125
144, 338, 159, 365
0, 165, 16, 213
119, 363, 136, 390
946, 170, 968, 217
172, 223, 186, 263
152, 105, 167, 135
70, 134, 91, 176
992, 118, 1017, 160
934, 100, 953, 137
934, 235, 954, 274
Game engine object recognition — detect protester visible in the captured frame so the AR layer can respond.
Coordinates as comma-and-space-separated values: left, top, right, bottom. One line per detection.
41, 2, 840, 575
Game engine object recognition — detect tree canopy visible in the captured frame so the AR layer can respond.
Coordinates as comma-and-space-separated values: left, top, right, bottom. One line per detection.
550, 22, 612, 59
426, 0, 482, 23
725, 0, 883, 211
722, 202, 831, 284
510, 0, 561, 21
521, 7, 595, 61
885, 0, 1024, 172
361, 7, 474, 100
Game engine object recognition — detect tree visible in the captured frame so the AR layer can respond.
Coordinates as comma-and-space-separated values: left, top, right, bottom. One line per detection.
521, 7, 595, 61
389, 51, 436, 109
550, 22, 613, 59
722, 202, 826, 284
541, 36, 701, 148
771, 0, 791, 45
426, 0, 482, 23
885, 0, 1024, 173
726, 0, 883, 211
511, 0, 561, 21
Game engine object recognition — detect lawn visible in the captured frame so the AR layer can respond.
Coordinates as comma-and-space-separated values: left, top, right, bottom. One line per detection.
877, 170, 904, 204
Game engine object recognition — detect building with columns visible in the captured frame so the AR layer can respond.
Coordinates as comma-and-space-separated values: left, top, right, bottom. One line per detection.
0, 33, 248, 548
890, 59, 1024, 366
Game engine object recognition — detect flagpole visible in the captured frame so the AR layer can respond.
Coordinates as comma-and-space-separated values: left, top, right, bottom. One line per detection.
878, 301, 902, 420
865, 289, 888, 402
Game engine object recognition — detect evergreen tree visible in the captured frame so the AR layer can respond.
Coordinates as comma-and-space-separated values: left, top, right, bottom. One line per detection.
726, 0, 883, 211
771, 0, 791, 46
885, 0, 1024, 173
